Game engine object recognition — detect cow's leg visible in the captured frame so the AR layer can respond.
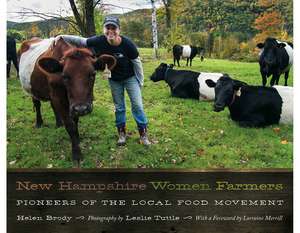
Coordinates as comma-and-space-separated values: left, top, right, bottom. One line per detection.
270, 74, 279, 86
62, 113, 81, 167
284, 70, 289, 86
275, 72, 281, 85
51, 94, 82, 167
12, 55, 19, 78
32, 97, 43, 128
260, 71, 267, 86
74, 116, 79, 129
7, 60, 11, 78
190, 58, 192, 66
64, 118, 81, 167
186, 58, 189, 66
50, 101, 63, 128
177, 58, 180, 67
173, 57, 176, 66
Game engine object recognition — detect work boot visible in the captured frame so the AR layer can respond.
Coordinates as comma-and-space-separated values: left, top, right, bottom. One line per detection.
138, 127, 151, 146
117, 126, 126, 146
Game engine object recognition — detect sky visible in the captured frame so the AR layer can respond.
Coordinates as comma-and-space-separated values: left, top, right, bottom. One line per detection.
7, 0, 155, 22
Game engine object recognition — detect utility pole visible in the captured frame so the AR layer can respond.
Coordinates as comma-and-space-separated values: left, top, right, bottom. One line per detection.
150, 0, 158, 59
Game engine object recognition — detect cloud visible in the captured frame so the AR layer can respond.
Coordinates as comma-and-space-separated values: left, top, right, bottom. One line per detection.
31, 2, 42, 9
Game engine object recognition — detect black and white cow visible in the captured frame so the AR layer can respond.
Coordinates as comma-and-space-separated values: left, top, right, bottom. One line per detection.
173, 44, 204, 67
256, 37, 293, 86
7, 35, 19, 78
150, 63, 224, 100
206, 75, 293, 127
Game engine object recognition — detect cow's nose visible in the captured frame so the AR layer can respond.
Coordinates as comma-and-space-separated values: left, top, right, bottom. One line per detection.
213, 103, 224, 112
74, 104, 87, 112
72, 104, 92, 116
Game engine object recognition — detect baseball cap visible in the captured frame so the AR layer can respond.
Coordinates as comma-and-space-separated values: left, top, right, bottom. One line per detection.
103, 16, 120, 28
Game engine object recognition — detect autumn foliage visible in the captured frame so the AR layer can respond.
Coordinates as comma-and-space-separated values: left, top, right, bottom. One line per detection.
253, 11, 284, 43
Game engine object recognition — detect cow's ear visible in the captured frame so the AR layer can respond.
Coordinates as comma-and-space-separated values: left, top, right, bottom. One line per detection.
94, 54, 116, 71
277, 43, 286, 48
205, 79, 216, 88
168, 64, 174, 69
256, 43, 264, 49
233, 80, 247, 90
287, 42, 293, 48
93, 58, 104, 71
38, 57, 63, 74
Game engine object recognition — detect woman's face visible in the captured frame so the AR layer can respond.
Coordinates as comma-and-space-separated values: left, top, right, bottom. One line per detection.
103, 25, 120, 42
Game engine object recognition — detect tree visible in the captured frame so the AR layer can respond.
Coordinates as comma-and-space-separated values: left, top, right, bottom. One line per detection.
29, 23, 42, 37
14, 1, 104, 37
7, 29, 25, 41
189, 0, 231, 56
161, 0, 172, 28
49, 25, 66, 37
275, 0, 293, 35
253, 0, 285, 42
13, 7, 82, 35
150, 0, 159, 58
122, 20, 150, 47
94, 9, 104, 35
68, 0, 99, 36
254, 11, 284, 42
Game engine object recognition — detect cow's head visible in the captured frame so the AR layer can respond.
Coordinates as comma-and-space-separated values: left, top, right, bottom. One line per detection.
150, 63, 174, 82
257, 37, 286, 69
206, 75, 247, 112
38, 39, 116, 117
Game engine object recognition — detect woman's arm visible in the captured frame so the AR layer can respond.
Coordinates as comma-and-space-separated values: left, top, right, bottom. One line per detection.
131, 56, 144, 86
54, 35, 88, 47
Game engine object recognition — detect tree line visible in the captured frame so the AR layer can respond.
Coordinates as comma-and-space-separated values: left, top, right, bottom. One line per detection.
8, 0, 292, 61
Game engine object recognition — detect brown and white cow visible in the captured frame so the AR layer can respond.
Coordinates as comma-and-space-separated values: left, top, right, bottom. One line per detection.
18, 37, 116, 167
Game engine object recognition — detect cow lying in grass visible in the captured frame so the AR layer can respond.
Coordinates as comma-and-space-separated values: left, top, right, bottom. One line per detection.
206, 75, 293, 127
18, 37, 116, 167
150, 63, 225, 101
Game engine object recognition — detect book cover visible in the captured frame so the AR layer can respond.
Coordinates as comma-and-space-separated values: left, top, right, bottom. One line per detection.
6, 1, 293, 232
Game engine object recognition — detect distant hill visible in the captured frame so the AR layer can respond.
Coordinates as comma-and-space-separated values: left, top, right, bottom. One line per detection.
7, 18, 70, 37
7, 21, 19, 28
121, 8, 151, 19
7, 8, 152, 35
7, 8, 153, 46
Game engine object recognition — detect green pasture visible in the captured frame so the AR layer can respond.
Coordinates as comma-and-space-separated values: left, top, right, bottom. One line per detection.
7, 48, 293, 168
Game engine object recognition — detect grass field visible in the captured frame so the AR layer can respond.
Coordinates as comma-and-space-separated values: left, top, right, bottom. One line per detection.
7, 48, 293, 168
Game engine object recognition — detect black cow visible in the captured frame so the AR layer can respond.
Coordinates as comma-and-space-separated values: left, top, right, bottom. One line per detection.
206, 75, 293, 127
256, 37, 293, 86
7, 35, 19, 78
150, 63, 223, 100
173, 45, 204, 67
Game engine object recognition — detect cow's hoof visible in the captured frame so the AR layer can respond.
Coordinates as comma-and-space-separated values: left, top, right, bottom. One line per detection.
72, 159, 81, 168
35, 122, 43, 128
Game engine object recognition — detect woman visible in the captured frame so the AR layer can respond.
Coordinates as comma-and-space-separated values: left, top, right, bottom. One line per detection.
54, 16, 150, 146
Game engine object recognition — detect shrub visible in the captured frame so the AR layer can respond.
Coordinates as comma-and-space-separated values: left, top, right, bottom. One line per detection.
190, 32, 208, 48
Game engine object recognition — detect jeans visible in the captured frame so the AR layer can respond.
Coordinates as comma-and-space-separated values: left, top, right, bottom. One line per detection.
109, 76, 148, 129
